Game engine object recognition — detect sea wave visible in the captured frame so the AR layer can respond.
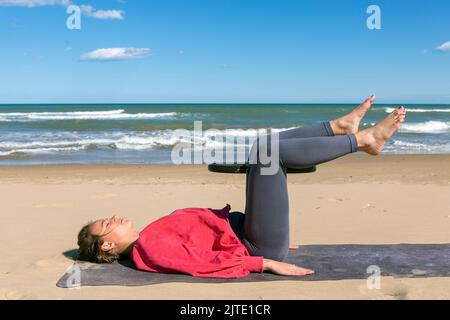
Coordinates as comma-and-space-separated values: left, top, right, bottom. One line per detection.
399, 121, 450, 133
1, 124, 448, 158
0, 127, 296, 156
384, 140, 450, 153
0, 148, 84, 159
0, 109, 179, 121
0, 151, 28, 159
392, 140, 430, 148
384, 107, 450, 113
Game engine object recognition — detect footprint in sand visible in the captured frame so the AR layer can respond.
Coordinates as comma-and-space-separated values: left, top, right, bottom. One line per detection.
326, 198, 344, 202
360, 204, 390, 214
359, 278, 410, 300
33, 256, 73, 270
317, 196, 349, 202
361, 203, 376, 210
382, 285, 410, 300
3, 290, 36, 300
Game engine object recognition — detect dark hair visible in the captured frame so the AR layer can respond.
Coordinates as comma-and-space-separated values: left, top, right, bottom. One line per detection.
77, 223, 120, 264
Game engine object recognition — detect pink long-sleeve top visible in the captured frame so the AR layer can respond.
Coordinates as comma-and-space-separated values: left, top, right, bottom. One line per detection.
131, 204, 263, 279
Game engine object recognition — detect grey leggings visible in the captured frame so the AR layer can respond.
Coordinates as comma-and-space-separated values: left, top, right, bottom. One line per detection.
229, 122, 358, 261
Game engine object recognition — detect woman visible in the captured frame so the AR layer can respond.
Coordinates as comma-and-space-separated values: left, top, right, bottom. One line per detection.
77, 96, 407, 278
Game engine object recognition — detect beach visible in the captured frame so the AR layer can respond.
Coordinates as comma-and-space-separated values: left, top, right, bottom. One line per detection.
1, 154, 449, 300
2, 0, 449, 303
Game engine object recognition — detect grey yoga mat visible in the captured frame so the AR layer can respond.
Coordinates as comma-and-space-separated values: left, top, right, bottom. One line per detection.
57, 244, 450, 288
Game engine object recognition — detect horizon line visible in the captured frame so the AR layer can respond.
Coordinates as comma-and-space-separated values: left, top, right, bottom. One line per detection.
0, 101, 449, 106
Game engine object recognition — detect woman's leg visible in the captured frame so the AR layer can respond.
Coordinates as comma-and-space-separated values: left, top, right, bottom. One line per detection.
229, 122, 335, 240
241, 133, 358, 261
278, 95, 377, 140
278, 122, 335, 140
239, 106, 406, 261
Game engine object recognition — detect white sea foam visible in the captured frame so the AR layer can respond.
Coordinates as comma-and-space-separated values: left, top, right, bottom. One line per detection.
392, 140, 429, 148
1, 124, 448, 158
23, 146, 86, 153
384, 140, 450, 153
0, 147, 85, 157
0, 109, 178, 121
399, 121, 450, 133
384, 107, 450, 113
0, 127, 298, 156
0, 151, 15, 156
0, 139, 115, 150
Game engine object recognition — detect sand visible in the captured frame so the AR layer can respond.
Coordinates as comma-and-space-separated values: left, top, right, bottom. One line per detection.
0, 154, 449, 300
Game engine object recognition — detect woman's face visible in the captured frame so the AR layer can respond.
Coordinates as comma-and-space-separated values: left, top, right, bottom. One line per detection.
89, 215, 138, 254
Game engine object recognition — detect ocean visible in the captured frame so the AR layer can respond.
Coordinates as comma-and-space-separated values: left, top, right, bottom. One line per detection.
0, 103, 449, 165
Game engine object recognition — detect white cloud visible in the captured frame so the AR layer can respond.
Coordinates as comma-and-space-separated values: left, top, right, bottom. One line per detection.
80, 5, 124, 20
0, 0, 124, 20
80, 48, 151, 61
436, 41, 450, 52
0, 0, 68, 6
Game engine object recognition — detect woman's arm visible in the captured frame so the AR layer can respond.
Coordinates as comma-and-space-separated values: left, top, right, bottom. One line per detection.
263, 258, 314, 277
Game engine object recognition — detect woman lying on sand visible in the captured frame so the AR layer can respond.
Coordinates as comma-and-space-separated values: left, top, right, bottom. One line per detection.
77, 96, 407, 278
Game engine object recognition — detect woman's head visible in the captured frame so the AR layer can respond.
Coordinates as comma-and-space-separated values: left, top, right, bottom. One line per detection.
77, 215, 139, 263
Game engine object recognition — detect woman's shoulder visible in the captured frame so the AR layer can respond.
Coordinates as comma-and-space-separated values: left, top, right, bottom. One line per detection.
138, 204, 232, 234
167, 204, 232, 219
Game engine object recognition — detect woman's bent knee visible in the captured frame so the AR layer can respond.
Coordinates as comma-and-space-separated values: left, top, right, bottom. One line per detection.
245, 241, 289, 262
267, 248, 289, 262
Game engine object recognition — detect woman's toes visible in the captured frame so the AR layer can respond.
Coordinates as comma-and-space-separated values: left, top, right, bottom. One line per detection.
367, 95, 376, 103
362, 95, 376, 108
333, 95, 378, 135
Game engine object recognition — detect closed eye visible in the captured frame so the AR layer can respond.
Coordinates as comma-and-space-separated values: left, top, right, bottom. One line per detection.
102, 219, 110, 229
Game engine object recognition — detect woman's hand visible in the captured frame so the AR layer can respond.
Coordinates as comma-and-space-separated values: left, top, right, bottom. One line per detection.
263, 259, 314, 277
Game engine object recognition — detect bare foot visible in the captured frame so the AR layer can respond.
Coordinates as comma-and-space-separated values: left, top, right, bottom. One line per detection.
330, 95, 376, 135
356, 107, 407, 155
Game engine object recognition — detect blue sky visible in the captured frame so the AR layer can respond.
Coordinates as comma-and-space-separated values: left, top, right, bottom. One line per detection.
0, 0, 449, 104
